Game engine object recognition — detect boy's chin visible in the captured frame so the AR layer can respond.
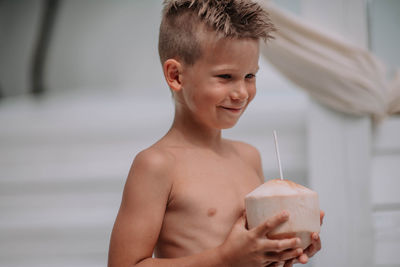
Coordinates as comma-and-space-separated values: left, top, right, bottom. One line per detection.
219, 121, 240, 130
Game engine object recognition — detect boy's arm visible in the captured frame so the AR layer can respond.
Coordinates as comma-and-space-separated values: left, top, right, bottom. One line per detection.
108, 148, 175, 266
108, 148, 226, 266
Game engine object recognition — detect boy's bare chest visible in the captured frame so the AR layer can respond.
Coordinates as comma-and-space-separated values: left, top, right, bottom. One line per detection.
167, 152, 261, 220
156, 150, 262, 255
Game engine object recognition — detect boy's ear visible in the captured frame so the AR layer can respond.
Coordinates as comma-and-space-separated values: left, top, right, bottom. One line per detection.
163, 59, 183, 92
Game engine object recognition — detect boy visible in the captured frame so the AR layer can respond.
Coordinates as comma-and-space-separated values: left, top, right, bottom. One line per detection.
108, 1, 322, 266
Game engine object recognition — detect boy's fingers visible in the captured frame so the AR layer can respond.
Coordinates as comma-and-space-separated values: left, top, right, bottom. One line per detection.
304, 244, 315, 258
283, 259, 294, 267
234, 212, 247, 229
298, 253, 309, 264
313, 234, 322, 251
320, 210, 325, 225
266, 262, 282, 267
264, 248, 303, 262
253, 211, 289, 236
260, 237, 301, 253
303, 233, 321, 257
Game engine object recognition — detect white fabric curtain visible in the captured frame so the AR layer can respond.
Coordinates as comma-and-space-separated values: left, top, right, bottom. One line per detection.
258, 1, 400, 120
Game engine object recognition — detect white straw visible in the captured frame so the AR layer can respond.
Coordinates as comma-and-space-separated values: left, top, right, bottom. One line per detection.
273, 130, 284, 180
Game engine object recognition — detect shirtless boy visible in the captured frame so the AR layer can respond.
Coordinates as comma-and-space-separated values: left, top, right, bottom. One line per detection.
108, 1, 322, 266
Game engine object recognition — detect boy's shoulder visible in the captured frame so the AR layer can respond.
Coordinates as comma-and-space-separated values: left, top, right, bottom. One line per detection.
131, 145, 176, 182
134, 143, 176, 165
225, 139, 261, 157
224, 139, 264, 180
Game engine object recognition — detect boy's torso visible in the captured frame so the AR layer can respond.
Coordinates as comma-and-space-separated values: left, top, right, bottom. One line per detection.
153, 139, 262, 258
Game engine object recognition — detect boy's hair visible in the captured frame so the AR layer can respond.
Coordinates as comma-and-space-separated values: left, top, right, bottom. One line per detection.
158, 0, 276, 66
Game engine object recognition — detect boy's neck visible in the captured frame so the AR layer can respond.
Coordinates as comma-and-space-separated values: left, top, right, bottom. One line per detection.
167, 114, 223, 150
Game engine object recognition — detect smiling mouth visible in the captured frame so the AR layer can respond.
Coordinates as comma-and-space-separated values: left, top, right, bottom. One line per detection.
220, 106, 245, 113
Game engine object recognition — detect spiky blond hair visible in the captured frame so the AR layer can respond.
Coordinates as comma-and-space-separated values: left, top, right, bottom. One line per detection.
158, 0, 275, 65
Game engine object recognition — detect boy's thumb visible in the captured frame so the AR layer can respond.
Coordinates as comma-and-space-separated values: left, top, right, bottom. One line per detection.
236, 211, 248, 228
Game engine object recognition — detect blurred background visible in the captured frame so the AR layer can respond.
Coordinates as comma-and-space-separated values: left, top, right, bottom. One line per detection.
0, 0, 399, 266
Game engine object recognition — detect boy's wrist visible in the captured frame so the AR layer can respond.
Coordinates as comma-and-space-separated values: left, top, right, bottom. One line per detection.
215, 244, 232, 267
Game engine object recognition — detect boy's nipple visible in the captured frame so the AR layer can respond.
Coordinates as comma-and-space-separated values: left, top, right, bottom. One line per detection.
207, 208, 217, 217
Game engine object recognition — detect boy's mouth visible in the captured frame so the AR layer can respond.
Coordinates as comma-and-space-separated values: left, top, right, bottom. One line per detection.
219, 105, 245, 113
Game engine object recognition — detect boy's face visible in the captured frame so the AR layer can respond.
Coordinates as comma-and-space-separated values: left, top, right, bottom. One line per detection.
177, 34, 259, 129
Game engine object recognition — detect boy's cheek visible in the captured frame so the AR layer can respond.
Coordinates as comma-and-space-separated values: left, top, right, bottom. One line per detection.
248, 89, 256, 102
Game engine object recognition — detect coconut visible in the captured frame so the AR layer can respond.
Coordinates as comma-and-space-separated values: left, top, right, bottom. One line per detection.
245, 179, 320, 249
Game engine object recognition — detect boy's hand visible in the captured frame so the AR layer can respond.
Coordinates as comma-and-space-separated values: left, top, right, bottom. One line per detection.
219, 211, 303, 267
283, 210, 325, 266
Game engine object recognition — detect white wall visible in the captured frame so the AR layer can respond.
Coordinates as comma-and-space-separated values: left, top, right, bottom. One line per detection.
368, 0, 400, 75
0, 0, 42, 96
372, 118, 400, 266
368, 2, 400, 266
45, 0, 166, 97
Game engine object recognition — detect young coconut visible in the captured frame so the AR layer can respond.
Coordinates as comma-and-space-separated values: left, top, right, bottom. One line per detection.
245, 178, 320, 249
245, 131, 320, 250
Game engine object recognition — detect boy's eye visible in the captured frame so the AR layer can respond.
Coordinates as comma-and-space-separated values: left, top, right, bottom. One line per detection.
217, 74, 232, 79
245, 74, 256, 79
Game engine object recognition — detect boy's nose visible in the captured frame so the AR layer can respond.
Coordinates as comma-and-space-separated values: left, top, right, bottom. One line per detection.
230, 83, 249, 101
